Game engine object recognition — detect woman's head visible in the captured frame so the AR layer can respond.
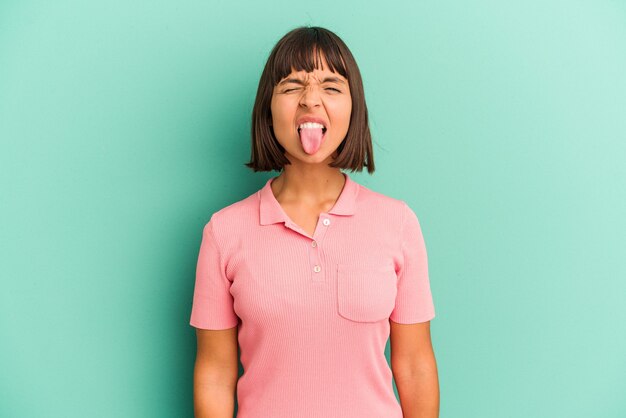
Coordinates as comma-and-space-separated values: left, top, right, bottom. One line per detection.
245, 26, 375, 174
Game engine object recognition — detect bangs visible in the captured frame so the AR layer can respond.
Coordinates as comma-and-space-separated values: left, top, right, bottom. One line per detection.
269, 28, 348, 87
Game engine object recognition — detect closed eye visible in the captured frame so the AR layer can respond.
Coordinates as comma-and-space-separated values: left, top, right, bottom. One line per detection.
283, 87, 341, 93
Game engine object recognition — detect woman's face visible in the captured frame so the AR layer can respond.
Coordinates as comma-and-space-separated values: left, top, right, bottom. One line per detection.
270, 53, 352, 163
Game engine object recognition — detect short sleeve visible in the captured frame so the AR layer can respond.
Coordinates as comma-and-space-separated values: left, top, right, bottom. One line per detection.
389, 202, 435, 324
189, 218, 239, 330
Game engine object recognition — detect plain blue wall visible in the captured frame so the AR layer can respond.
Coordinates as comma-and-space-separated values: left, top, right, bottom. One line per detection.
1, 1, 625, 417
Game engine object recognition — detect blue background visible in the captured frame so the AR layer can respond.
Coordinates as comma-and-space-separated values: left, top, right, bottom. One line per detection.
1, 1, 625, 417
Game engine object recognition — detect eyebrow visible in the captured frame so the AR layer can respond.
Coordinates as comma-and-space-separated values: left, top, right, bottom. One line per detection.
278, 76, 346, 86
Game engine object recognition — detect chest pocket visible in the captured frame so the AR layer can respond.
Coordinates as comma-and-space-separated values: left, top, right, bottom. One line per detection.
336, 262, 398, 323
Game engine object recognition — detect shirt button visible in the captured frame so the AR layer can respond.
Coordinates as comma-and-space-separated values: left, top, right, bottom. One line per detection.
322, 218, 330, 226
311, 240, 317, 247
313, 265, 321, 273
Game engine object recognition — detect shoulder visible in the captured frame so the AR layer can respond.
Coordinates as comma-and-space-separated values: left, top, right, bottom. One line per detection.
355, 182, 425, 240
356, 182, 412, 218
202, 188, 260, 238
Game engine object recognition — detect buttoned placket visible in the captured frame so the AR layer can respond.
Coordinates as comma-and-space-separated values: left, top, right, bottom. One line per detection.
260, 173, 357, 284
284, 214, 332, 283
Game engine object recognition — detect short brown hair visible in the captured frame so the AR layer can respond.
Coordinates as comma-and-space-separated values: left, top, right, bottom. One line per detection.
245, 26, 375, 174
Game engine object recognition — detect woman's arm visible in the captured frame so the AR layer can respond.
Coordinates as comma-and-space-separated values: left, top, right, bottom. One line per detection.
390, 320, 439, 418
194, 326, 239, 418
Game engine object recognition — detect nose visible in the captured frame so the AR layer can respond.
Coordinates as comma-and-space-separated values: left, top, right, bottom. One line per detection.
298, 84, 322, 108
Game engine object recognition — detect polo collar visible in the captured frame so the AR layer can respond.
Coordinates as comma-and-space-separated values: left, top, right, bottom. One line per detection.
259, 172, 359, 226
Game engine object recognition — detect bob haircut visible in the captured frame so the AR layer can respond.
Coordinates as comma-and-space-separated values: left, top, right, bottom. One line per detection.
245, 26, 375, 174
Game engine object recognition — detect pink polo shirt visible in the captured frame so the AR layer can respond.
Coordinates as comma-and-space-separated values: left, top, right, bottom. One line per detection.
190, 172, 435, 417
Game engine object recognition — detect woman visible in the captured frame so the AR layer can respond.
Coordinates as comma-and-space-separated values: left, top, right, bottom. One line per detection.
190, 26, 439, 418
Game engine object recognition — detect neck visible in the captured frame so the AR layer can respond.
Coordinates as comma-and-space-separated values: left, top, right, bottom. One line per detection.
271, 168, 346, 207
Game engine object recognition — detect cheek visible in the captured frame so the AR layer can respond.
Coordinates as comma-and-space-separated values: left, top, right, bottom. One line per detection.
271, 98, 295, 123
331, 99, 352, 124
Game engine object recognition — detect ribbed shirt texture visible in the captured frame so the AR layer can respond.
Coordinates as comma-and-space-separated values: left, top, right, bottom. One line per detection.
189, 172, 435, 417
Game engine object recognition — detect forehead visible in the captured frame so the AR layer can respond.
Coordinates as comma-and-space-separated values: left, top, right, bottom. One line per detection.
279, 66, 347, 85
278, 51, 347, 82
281, 68, 345, 82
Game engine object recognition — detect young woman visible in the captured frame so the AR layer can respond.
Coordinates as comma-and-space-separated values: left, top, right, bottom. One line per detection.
190, 26, 439, 418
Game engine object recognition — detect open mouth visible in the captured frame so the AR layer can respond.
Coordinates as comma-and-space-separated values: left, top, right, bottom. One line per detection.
297, 127, 327, 135
297, 124, 327, 154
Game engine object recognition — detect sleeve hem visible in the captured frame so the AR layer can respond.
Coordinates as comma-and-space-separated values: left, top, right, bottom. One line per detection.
389, 312, 435, 324
189, 319, 238, 330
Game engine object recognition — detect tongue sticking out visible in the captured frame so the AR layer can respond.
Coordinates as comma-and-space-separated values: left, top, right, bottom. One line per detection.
298, 127, 325, 155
